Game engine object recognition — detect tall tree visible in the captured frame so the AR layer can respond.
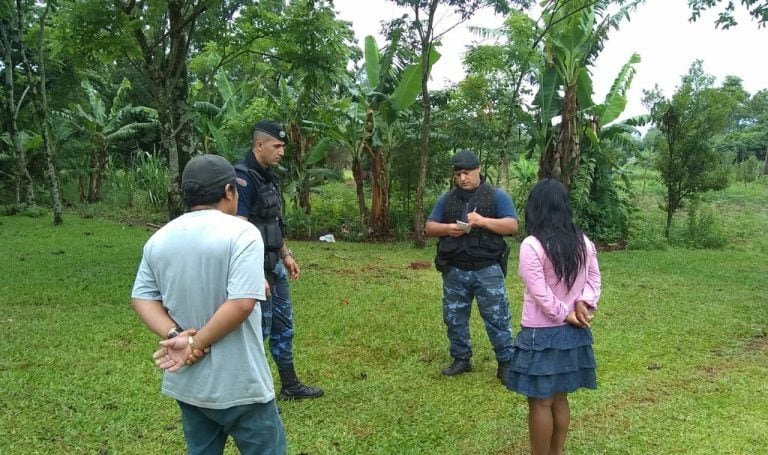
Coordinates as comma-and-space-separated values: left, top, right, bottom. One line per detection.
118, 0, 214, 218
267, 0, 357, 215
388, 0, 521, 246
643, 61, 736, 238
190, 0, 357, 215
60, 0, 223, 218
28, 1, 63, 224
0, 0, 35, 206
464, 10, 541, 190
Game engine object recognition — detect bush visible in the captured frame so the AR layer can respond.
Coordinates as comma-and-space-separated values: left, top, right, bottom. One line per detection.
133, 152, 169, 211
627, 220, 668, 250
571, 159, 634, 244
731, 156, 763, 184
1, 203, 48, 218
508, 155, 538, 212
678, 200, 727, 249
284, 180, 364, 241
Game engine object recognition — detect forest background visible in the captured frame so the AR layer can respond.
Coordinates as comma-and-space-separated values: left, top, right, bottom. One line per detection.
1, 0, 767, 247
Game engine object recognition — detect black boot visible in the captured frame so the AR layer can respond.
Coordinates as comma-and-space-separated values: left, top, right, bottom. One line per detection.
278, 365, 324, 400
441, 358, 472, 376
497, 360, 511, 385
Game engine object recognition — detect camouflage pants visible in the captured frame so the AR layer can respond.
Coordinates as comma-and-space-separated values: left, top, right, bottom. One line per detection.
262, 261, 295, 369
442, 264, 515, 362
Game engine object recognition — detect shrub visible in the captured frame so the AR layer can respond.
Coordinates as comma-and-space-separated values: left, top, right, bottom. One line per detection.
627, 220, 669, 250
678, 200, 727, 249
731, 156, 763, 184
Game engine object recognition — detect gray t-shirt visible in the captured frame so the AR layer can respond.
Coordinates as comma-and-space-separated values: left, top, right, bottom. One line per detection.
132, 209, 274, 408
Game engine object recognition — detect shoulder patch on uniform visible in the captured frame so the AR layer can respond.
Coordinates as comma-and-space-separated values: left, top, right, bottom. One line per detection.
236, 177, 247, 187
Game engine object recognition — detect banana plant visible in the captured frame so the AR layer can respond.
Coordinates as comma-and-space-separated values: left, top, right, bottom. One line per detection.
584, 52, 649, 145
574, 52, 650, 243
265, 77, 343, 215
535, 0, 644, 190
192, 69, 257, 161
537, 0, 597, 189
58, 78, 158, 202
352, 30, 439, 235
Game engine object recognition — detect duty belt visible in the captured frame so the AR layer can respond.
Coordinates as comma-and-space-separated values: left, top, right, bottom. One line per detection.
450, 260, 496, 271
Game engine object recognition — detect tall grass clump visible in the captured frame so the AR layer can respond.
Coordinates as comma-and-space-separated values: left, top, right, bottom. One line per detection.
285, 180, 363, 241
731, 156, 763, 185
133, 152, 169, 211
677, 199, 728, 249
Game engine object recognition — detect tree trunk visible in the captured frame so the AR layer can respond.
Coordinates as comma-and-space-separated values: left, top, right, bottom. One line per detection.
299, 181, 312, 215
413, 2, 437, 248
763, 146, 768, 176
354, 110, 374, 226
290, 123, 312, 215
35, 2, 63, 224
413, 84, 431, 247
362, 106, 390, 236
1, 8, 34, 206
664, 205, 673, 240
368, 146, 390, 237
122, 0, 203, 220
86, 138, 107, 202
558, 84, 579, 191
90, 145, 108, 203
351, 154, 368, 225
538, 136, 560, 181
78, 176, 86, 203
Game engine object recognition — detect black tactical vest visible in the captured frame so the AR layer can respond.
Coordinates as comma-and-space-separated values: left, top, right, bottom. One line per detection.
436, 183, 507, 262
235, 163, 284, 271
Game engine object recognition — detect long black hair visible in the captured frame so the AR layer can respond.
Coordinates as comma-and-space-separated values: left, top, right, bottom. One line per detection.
524, 178, 586, 290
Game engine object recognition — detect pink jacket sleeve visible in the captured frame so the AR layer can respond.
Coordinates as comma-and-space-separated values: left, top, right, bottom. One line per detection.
518, 240, 569, 323
577, 239, 602, 309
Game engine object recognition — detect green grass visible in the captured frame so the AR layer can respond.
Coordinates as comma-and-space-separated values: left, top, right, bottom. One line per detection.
1, 184, 767, 453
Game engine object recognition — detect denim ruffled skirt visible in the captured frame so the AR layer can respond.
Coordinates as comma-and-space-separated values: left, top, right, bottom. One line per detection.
506, 325, 596, 399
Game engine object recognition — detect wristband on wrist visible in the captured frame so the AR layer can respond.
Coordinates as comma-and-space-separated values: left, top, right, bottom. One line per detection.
166, 326, 182, 339
188, 336, 200, 351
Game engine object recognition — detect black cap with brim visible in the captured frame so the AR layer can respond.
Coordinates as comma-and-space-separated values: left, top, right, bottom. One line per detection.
252, 119, 287, 142
451, 149, 480, 171
182, 154, 236, 192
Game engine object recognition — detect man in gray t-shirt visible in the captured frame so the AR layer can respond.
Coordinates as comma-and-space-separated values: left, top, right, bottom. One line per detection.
131, 154, 287, 454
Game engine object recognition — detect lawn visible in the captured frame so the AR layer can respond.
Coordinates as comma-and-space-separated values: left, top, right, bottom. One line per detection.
1, 195, 767, 453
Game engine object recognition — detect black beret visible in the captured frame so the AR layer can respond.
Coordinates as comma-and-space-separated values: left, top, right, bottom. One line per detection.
451, 150, 480, 170
252, 119, 287, 141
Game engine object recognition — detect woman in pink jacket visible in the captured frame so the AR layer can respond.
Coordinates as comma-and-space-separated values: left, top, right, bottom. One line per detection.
506, 179, 602, 455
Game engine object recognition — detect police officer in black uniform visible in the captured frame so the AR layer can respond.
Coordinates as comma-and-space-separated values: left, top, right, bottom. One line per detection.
426, 150, 519, 384
235, 120, 324, 400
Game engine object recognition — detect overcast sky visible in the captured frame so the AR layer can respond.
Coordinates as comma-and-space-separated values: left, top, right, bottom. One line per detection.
331, 0, 767, 122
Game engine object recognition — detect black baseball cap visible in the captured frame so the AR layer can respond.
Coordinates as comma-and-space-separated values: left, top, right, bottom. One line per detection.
451, 150, 480, 171
182, 154, 236, 192
252, 119, 287, 142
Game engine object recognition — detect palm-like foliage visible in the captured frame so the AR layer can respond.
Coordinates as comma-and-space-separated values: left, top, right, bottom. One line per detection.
535, 0, 643, 190
58, 78, 158, 202
346, 32, 436, 236
574, 52, 648, 243
192, 69, 257, 161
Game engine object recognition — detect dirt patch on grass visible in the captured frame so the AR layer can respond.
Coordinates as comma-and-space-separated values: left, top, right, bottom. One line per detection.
745, 332, 768, 352
700, 366, 726, 378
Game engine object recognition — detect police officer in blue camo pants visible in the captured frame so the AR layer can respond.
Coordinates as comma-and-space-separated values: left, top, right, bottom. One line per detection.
266, 261, 295, 368
426, 150, 518, 384
236, 120, 324, 400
